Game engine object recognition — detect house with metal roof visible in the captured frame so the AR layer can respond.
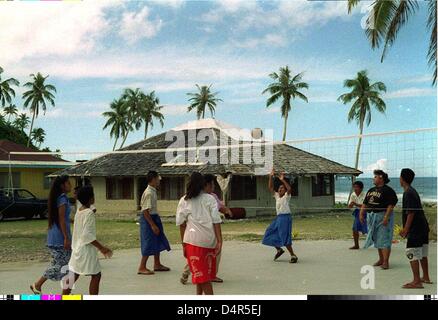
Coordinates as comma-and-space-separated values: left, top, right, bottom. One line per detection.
53, 119, 361, 216
0, 140, 73, 198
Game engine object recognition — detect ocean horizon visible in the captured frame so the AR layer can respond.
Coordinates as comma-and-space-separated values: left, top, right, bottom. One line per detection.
335, 176, 437, 203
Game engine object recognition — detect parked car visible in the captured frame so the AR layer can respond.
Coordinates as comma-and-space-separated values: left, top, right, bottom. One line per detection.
0, 188, 48, 221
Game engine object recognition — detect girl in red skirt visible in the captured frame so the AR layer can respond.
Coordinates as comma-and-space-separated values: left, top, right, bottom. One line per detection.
176, 172, 223, 295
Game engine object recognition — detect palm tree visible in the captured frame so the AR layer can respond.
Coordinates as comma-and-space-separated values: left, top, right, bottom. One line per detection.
3, 104, 19, 123
103, 98, 132, 151
262, 66, 309, 141
142, 91, 164, 139
348, 0, 437, 85
13, 113, 30, 133
0, 67, 20, 107
119, 88, 146, 147
31, 127, 46, 148
22, 73, 56, 147
187, 84, 222, 119
338, 70, 387, 171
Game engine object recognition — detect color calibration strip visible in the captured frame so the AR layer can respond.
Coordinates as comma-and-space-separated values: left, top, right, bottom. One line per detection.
1, 295, 82, 301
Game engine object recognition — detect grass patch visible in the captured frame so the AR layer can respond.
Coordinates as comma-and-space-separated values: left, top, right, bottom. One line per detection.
0, 208, 435, 263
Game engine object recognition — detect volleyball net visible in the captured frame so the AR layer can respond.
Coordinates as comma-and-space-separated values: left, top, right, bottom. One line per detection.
2, 127, 437, 213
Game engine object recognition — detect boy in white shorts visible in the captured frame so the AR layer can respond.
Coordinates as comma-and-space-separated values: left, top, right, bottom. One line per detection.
399, 168, 432, 289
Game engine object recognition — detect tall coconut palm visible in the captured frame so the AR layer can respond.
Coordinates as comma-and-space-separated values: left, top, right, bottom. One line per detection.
119, 88, 146, 147
13, 113, 30, 133
348, 0, 437, 85
142, 91, 164, 139
262, 66, 309, 141
3, 104, 19, 123
187, 84, 222, 119
338, 70, 387, 171
22, 73, 56, 147
31, 127, 46, 148
103, 98, 132, 150
0, 67, 20, 107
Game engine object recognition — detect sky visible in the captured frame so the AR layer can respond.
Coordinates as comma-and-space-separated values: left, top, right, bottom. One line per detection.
0, 0, 436, 176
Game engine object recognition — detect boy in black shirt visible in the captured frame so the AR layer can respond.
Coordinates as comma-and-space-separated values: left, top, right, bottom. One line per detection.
399, 168, 432, 289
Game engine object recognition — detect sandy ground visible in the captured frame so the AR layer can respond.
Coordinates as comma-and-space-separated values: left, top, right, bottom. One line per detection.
0, 240, 436, 295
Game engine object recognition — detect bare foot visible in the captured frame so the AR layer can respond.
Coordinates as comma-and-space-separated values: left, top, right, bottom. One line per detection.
373, 260, 383, 267
380, 262, 389, 270
421, 277, 433, 284
402, 281, 424, 289
154, 265, 170, 272
349, 246, 359, 250
137, 268, 154, 275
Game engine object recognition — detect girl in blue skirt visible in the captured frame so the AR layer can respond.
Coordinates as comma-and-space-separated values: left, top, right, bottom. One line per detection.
262, 169, 298, 263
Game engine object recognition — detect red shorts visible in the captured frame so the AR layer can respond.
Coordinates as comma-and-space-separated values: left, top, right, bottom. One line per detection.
185, 243, 216, 284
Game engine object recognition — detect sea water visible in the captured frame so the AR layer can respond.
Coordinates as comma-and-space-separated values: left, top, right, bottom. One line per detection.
335, 176, 437, 203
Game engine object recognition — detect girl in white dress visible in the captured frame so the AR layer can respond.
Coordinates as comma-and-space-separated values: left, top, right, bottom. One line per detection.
64, 186, 112, 295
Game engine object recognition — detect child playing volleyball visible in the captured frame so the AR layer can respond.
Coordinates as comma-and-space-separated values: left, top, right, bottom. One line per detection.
176, 172, 223, 295
262, 169, 298, 263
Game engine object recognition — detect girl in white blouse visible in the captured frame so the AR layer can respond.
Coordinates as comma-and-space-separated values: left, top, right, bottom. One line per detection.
176, 172, 223, 295
64, 186, 112, 295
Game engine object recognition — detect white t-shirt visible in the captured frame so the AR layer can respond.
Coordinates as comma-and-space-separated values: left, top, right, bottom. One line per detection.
274, 192, 291, 215
140, 185, 158, 215
69, 208, 100, 275
349, 192, 365, 208
176, 192, 222, 249
76, 200, 96, 212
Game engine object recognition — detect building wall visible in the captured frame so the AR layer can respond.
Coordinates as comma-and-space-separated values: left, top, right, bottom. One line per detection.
89, 177, 138, 215
255, 176, 335, 216
0, 167, 69, 199
87, 174, 335, 217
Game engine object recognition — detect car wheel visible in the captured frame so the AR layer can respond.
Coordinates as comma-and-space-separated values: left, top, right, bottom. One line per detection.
39, 209, 48, 219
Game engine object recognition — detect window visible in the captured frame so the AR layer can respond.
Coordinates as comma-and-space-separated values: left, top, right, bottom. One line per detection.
230, 175, 257, 200
312, 174, 334, 196
159, 177, 185, 200
289, 176, 299, 197
43, 172, 53, 189
0, 172, 20, 189
106, 177, 134, 200
14, 189, 35, 200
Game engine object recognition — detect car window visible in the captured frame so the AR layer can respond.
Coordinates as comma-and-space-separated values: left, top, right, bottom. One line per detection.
14, 190, 35, 200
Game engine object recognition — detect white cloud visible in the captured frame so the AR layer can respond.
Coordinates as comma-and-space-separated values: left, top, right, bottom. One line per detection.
43, 102, 107, 119
0, 1, 120, 64
233, 33, 286, 49
217, 0, 257, 13
385, 87, 437, 99
161, 104, 188, 116
363, 158, 387, 173
119, 6, 163, 44
151, 0, 185, 9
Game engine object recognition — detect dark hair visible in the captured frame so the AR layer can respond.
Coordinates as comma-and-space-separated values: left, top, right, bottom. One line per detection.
77, 186, 94, 207
203, 174, 216, 186
185, 172, 204, 200
374, 170, 390, 184
274, 177, 290, 192
48, 175, 70, 228
400, 168, 415, 184
146, 170, 159, 183
353, 181, 364, 189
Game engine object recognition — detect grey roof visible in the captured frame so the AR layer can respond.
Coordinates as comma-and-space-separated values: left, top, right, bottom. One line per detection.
52, 129, 361, 177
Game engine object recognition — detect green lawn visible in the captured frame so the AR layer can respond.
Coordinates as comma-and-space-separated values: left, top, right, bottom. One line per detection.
0, 208, 436, 263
